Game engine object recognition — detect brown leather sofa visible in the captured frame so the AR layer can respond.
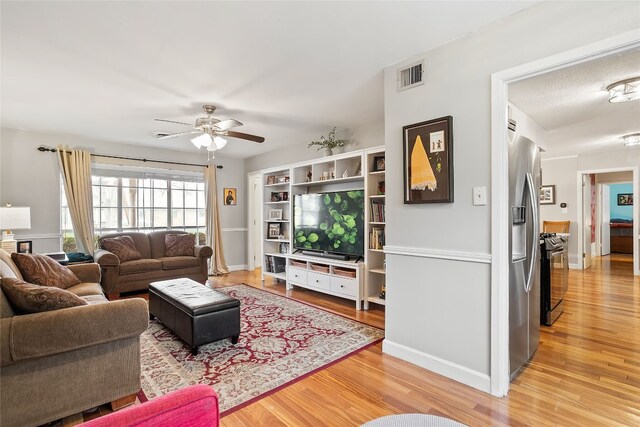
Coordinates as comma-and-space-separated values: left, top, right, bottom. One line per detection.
95, 230, 213, 299
0, 249, 148, 427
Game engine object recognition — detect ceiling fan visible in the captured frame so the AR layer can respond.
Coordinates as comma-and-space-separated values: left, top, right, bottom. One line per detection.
154, 105, 265, 153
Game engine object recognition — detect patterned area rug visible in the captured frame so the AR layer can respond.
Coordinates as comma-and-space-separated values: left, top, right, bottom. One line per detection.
140, 284, 384, 415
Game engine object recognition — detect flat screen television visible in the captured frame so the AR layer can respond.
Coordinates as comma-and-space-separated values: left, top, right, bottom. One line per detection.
293, 190, 365, 258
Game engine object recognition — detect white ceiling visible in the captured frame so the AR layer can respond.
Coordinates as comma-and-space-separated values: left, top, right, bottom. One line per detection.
509, 48, 640, 158
1, 1, 539, 158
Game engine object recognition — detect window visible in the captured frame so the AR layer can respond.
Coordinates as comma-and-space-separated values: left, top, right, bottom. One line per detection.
61, 173, 206, 252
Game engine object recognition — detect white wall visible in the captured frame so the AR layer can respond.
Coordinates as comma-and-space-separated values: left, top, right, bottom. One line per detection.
508, 102, 548, 151
0, 127, 247, 268
540, 156, 579, 265
244, 120, 384, 173
382, 1, 639, 392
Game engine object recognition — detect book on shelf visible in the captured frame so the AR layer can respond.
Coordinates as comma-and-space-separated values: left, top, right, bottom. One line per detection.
369, 227, 385, 250
370, 199, 385, 222
264, 255, 286, 273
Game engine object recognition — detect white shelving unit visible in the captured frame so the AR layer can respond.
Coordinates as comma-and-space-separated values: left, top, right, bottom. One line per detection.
262, 169, 291, 281
260, 147, 385, 311
364, 148, 386, 309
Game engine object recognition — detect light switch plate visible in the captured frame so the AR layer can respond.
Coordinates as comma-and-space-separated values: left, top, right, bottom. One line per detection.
473, 186, 487, 206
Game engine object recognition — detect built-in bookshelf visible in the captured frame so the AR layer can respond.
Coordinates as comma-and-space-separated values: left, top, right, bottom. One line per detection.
260, 146, 385, 311
364, 148, 386, 308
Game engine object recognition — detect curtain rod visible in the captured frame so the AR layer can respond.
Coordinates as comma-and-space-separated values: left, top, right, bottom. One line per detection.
36, 145, 222, 169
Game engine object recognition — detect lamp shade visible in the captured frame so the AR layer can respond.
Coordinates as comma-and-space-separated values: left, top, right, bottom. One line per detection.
0, 207, 31, 230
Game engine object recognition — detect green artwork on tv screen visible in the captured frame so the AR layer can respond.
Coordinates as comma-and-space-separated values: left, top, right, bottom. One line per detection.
293, 190, 364, 257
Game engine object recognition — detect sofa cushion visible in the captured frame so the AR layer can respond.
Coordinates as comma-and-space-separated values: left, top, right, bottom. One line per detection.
66, 282, 105, 297
0, 249, 23, 280
165, 234, 195, 257
119, 259, 162, 275
101, 236, 143, 263
11, 253, 81, 289
0, 278, 88, 314
160, 256, 200, 270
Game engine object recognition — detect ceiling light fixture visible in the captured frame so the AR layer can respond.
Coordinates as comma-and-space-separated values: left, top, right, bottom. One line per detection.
622, 132, 640, 146
607, 77, 640, 103
191, 133, 212, 149
213, 136, 227, 150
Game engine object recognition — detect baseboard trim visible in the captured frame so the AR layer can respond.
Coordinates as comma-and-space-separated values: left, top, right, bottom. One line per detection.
382, 339, 491, 393
227, 264, 248, 272
384, 245, 491, 264
569, 263, 580, 270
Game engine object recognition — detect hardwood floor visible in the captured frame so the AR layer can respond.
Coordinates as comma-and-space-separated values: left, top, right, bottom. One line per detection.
64, 255, 638, 426
219, 256, 639, 426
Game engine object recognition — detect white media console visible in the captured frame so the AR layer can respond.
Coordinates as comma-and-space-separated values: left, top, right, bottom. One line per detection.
286, 254, 364, 310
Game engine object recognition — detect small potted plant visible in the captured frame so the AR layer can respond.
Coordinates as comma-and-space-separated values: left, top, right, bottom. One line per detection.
308, 127, 348, 156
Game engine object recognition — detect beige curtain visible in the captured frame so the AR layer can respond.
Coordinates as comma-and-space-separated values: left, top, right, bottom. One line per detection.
57, 145, 95, 254
205, 166, 229, 275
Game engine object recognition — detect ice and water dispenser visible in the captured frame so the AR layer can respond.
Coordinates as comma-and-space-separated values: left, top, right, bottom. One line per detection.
512, 206, 527, 262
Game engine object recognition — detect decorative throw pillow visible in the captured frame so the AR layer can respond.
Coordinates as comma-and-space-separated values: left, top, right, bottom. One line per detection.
165, 234, 195, 257
11, 253, 81, 289
1, 278, 87, 314
101, 236, 142, 263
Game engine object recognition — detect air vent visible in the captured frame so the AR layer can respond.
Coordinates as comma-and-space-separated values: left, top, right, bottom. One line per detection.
397, 61, 425, 91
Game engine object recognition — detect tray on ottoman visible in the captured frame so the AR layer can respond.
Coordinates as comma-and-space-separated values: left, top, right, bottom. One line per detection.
149, 278, 241, 355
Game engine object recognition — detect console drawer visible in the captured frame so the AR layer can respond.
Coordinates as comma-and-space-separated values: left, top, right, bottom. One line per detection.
331, 276, 358, 298
307, 271, 331, 291
287, 266, 307, 284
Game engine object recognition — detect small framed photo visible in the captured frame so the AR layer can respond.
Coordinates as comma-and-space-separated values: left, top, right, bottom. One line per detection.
17, 240, 33, 254
223, 188, 236, 205
617, 193, 633, 206
540, 185, 556, 205
372, 156, 385, 172
268, 209, 283, 220
268, 223, 281, 238
266, 175, 276, 185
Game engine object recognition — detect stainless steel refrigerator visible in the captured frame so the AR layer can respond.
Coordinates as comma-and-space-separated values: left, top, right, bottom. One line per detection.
508, 133, 541, 379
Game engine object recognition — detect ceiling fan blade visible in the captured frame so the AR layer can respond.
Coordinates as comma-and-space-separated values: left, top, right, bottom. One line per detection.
154, 118, 194, 127
154, 131, 201, 139
213, 119, 243, 131
226, 131, 265, 143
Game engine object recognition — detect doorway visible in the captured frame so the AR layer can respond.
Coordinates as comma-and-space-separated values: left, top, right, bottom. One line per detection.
577, 168, 638, 273
490, 30, 640, 396
247, 172, 263, 271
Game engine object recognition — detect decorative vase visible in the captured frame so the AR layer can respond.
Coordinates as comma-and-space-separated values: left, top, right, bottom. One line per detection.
321, 147, 333, 157
332, 146, 345, 155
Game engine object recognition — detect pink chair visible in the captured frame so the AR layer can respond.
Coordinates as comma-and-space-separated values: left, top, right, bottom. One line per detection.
82, 385, 219, 427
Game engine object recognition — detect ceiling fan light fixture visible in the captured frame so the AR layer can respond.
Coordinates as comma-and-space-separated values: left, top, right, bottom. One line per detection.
607, 77, 640, 103
191, 133, 212, 149
213, 136, 227, 150
622, 132, 640, 146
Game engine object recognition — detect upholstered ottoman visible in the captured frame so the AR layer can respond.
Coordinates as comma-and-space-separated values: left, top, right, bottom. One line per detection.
149, 278, 241, 355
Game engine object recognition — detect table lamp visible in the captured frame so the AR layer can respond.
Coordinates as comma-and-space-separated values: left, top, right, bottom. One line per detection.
0, 206, 31, 241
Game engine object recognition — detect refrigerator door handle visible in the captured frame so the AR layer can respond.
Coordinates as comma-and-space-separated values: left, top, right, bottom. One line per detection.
524, 172, 538, 293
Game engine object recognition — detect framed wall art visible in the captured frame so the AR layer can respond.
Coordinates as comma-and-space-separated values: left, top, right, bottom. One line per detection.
403, 116, 453, 203
223, 188, 237, 205
617, 193, 633, 206
540, 185, 556, 205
